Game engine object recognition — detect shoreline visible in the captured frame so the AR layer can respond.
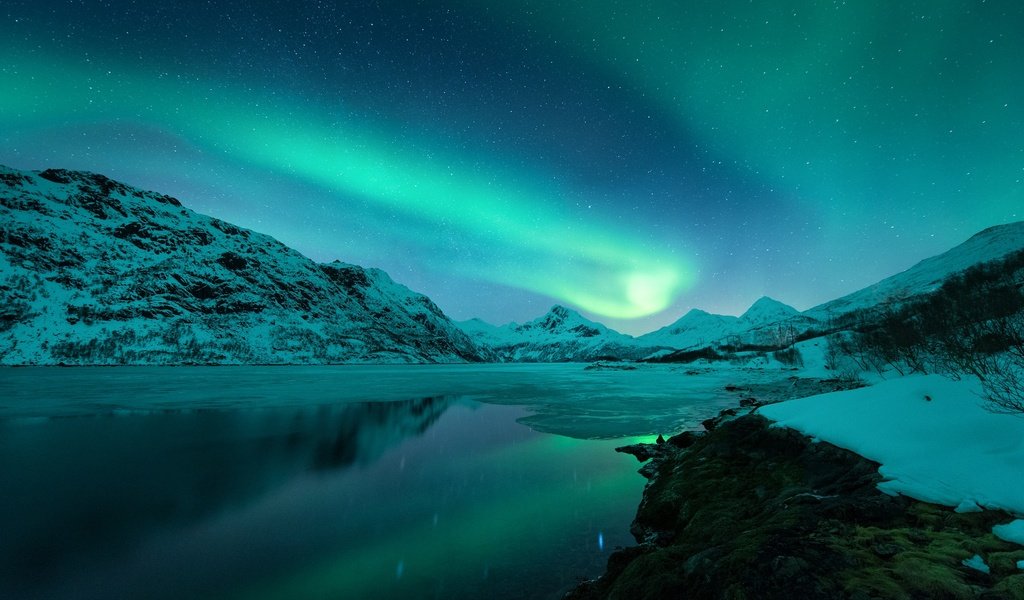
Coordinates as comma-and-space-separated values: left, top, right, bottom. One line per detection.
569, 392, 1024, 599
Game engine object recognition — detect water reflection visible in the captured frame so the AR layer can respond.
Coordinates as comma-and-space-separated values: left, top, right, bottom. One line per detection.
0, 396, 456, 597
0, 365, 716, 599
0, 364, 744, 438
311, 396, 454, 469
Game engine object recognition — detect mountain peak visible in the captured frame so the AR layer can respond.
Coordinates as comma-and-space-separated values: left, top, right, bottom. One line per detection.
546, 304, 574, 321
744, 295, 795, 313
456, 305, 653, 362
674, 307, 740, 324
509, 304, 613, 339
740, 296, 799, 324
534, 304, 591, 330
636, 306, 737, 349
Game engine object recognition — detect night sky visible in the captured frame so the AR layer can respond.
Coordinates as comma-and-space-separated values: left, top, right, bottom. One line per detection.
2, 1, 1022, 334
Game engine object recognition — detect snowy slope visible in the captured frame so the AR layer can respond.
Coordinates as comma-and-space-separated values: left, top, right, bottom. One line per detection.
637, 309, 739, 349
456, 318, 516, 347
459, 306, 665, 362
737, 296, 821, 346
640, 222, 1024, 350
739, 296, 800, 324
0, 165, 482, 364
760, 374, 1024, 518
805, 221, 1024, 320
637, 296, 815, 350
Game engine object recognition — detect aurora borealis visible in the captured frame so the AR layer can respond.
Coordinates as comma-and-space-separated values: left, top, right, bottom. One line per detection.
2, 1, 1022, 333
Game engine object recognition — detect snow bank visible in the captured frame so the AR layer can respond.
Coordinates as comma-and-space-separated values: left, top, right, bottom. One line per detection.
993, 520, 1024, 545
759, 375, 1024, 518
961, 554, 990, 574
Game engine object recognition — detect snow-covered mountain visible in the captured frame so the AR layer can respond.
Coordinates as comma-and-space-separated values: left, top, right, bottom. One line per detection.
458, 305, 665, 362
5, 164, 1019, 365
0, 165, 482, 364
636, 222, 1024, 351
636, 296, 814, 350
636, 309, 739, 350
738, 296, 821, 345
805, 221, 1024, 321
739, 296, 800, 324
462, 296, 822, 361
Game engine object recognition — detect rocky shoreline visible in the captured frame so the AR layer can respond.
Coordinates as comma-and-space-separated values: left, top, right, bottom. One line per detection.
568, 403, 1024, 599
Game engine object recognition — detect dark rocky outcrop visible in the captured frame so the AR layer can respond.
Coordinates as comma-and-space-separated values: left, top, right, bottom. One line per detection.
570, 415, 1024, 599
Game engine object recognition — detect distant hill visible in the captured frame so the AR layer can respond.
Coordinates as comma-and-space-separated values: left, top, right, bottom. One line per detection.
636, 296, 816, 351
636, 308, 740, 350
458, 305, 664, 362
463, 222, 1024, 358
805, 221, 1024, 322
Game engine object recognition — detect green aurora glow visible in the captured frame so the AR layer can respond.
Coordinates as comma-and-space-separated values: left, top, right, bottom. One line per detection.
2, 1, 1022, 330
0, 48, 693, 319
476, 0, 1023, 229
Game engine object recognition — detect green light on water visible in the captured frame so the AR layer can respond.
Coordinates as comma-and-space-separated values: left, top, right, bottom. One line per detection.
237, 434, 643, 600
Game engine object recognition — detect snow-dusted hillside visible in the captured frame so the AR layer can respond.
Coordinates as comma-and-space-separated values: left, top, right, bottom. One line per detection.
738, 296, 821, 345
0, 165, 482, 364
462, 296, 822, 361
636, 222, 1024, 351
637, 296, 816, 351
805, 221, 1024, 321
637, 309, 739, 350
739, 296, 799, 324
458, 305, 665, 362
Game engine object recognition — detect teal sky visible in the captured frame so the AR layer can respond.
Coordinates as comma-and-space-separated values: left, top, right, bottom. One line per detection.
1, 0, 1021, 333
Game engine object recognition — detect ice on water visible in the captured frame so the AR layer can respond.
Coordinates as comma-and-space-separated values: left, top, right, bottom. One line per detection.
0, 363, 757, 439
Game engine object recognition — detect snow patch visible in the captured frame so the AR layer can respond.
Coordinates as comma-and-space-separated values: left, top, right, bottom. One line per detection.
954, 499, 984, 514
992, 520, 1024, 546
759, 375, 1024, 518
961, 554, 990, 574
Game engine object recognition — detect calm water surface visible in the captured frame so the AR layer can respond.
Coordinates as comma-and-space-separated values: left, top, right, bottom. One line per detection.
0, 364, 742, 599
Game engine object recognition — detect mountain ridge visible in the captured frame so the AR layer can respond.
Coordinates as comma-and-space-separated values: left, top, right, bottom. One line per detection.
804, 220, 1024, 321
4, 164, 1021, 364
0, 165, 482, 364
740, 296, 800, 324
458, 304, 665, 362
463, 223, 1024, 355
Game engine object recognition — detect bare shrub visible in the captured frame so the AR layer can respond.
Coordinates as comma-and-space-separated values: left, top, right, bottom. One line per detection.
772, 346, 803, 367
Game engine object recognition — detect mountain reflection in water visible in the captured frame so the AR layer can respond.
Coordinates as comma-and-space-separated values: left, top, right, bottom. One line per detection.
0, 364, 740, 599
0, 396, 457, 596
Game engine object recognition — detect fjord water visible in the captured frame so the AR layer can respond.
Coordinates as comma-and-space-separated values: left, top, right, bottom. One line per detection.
0, 365, 740, 599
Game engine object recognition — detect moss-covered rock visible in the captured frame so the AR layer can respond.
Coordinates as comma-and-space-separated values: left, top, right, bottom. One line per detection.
570, 415, 1024, 600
